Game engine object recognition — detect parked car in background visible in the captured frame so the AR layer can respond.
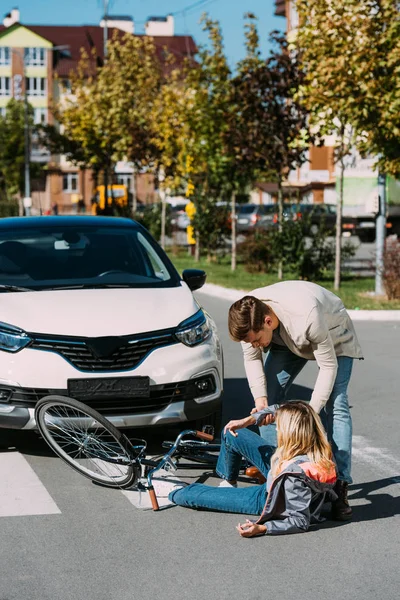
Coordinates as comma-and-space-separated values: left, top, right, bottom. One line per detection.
354, 209, 400, 242
236, 203, 279, 233
287, 203, 357, 236
0, 217, 223, 432
170, 203, 190, 230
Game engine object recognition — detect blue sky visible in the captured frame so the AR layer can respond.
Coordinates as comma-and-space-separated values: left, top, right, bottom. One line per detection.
7, 0, 284, 68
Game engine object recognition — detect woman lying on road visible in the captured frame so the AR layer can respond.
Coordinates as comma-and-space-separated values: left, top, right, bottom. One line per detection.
169, 402, 337, 537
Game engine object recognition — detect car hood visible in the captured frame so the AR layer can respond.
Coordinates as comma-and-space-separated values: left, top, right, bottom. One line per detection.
0, 285, 200, 337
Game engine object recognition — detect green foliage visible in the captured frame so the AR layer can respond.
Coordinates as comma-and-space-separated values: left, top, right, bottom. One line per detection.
0, 99, 33, 198
192, 199, 230, 256
295, 0, 400, 177
45, 33, 162, 214
226, 26, 312, 188
238, 218, 356, 280
0, 193, 19, 217
134, 203, 172, 241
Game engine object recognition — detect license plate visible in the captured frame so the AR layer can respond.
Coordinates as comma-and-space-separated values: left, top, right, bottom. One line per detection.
68, 376, 150, 400
238, 218, 248, 224
359, 222, 375, 228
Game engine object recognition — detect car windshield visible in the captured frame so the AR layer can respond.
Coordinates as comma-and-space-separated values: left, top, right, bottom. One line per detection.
0, 225, 180, 290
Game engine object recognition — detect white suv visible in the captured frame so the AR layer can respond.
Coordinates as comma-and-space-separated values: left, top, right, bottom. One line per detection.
0, 216, 223, 431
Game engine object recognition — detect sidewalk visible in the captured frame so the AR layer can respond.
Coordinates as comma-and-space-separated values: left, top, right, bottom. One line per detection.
200, 282, 400, 321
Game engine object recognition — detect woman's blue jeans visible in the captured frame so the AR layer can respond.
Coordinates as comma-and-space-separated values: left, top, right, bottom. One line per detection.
261, 344, 354, 483
169, 428, 274, 515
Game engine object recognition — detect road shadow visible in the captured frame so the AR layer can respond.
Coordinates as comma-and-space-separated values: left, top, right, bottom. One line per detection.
222, 378, 313, 428
348, 477, 400, 522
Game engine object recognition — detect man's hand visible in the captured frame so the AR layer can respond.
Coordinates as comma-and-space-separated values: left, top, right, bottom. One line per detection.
236, 519, 267, 538
224, 415, 255, 437
251, 396, 268, 413
250, 397, 275, 426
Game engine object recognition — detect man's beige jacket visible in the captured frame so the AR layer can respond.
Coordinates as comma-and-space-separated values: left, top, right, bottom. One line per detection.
241, 281, 363, 413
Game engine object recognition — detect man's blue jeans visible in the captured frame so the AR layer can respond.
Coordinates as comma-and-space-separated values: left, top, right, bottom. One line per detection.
169, 428, 273, 514
260, 344, 353, 483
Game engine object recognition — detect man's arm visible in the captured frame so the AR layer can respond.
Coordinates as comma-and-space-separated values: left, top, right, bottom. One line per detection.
241, 341, 268, 410
306, 305, 338, 413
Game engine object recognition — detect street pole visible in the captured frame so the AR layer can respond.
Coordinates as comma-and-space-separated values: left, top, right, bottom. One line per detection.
375, 172, 386, 295
23, 73, 31, 216
103, 0, 110, 59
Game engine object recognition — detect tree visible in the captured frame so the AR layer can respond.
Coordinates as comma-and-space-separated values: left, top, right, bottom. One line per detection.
295, 0, 400, 290
44, 32, 162, 214
153, 16, 233, 261
0, 98, 40, 215
226, 17, 311, 276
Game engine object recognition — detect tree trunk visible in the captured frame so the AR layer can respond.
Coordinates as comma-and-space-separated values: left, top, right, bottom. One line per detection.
231, 192, 237, 271
334, 154, 345, 291
195, 231, 200, 262
103, 168, 109, 215
160, 190, 166, 250
131, 166, 137, 214
277, 178, 283, 280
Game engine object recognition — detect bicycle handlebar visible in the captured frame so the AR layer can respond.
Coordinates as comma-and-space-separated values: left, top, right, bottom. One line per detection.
194, 430, 214, 442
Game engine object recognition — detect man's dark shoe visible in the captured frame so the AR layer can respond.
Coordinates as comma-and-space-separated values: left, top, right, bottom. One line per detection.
332, 480, 352, 521
245, 466, 266, 484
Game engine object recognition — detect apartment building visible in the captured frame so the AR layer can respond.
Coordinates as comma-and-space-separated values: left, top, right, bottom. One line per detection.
0, 8, 197, 214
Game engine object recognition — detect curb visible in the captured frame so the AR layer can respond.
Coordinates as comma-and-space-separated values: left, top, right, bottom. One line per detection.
200, 283, 400, 321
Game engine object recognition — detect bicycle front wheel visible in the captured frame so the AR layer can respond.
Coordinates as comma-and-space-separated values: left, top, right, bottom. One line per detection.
35, 395, 140, 488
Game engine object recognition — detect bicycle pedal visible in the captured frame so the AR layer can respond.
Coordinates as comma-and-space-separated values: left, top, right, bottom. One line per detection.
202, 425, 215, 437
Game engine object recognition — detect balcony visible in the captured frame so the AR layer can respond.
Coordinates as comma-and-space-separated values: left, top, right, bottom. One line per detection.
275, 0, 286, 17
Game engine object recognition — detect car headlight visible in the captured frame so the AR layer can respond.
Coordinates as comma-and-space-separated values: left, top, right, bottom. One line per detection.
0, 322, 32, 353
175, 309, 212, 347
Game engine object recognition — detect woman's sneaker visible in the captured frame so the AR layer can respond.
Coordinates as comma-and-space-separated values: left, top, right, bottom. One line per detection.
218, 479, 238, 488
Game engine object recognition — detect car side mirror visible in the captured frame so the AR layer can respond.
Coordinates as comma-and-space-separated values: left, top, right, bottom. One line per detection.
182, 269, 206, 292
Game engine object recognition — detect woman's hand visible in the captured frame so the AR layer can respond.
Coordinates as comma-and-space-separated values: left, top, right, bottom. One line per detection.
236, 519, 267, 538
224, 416, 255, 437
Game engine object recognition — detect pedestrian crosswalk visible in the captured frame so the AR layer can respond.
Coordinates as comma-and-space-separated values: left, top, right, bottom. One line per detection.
1, 438, 399, 519
0, 452, 61, 517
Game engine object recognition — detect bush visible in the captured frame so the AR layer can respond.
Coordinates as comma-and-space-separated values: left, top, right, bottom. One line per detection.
237, 230, 276, 273
0, 197, 19, 218
238, 216, 356, 281
134, 202, 172, 241
192, 197, 230, 258
383, 235, 400, 299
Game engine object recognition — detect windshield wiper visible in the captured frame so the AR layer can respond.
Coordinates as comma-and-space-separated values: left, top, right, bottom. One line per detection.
0, 284, 36, 293
47, 284, 135, 290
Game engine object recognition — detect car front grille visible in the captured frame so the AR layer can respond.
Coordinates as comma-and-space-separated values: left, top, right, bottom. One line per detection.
29, 330, 178, 372
2, 375, 216, 416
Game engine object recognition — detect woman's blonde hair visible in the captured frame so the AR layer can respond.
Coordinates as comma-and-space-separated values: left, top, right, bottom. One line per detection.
228, 296, 272, 342
270, 401, 335, 476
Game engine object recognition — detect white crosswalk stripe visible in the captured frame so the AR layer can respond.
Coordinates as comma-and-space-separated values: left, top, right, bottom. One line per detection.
0, 452, 61, 517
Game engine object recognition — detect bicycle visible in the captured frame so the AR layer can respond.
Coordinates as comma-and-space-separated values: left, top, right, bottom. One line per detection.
34, 395, 259, 511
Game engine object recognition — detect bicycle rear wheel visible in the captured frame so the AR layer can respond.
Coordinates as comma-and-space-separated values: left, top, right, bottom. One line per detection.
35, 395, 141, 488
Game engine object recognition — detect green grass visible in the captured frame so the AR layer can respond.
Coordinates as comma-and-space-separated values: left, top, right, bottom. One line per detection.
167, 249, 400, 310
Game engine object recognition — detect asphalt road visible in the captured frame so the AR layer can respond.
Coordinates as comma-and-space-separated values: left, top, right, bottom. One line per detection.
1, 291, 399, 600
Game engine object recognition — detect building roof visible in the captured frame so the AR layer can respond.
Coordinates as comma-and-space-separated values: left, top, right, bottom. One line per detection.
0, 23, 197, 77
